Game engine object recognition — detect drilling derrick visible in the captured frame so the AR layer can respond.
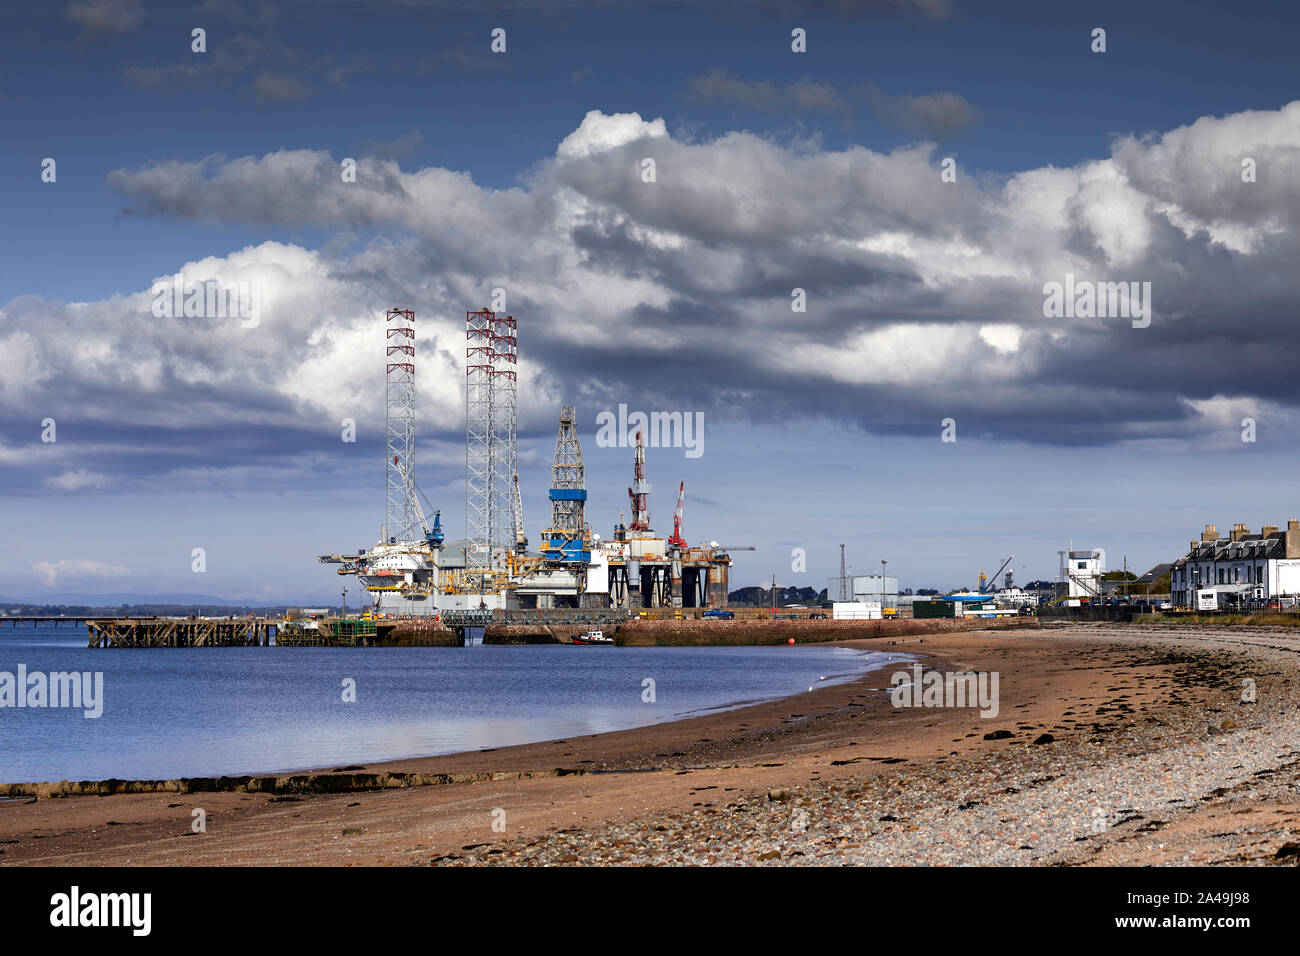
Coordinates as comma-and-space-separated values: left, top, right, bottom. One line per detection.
668, 481, 687, 549
385, 308, 416, 544
627, 430, 652, 532
541, 406, 589, 564
621, 429, 669, 608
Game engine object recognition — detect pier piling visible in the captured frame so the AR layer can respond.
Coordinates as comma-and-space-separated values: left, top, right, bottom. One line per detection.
86, 618, 276, 648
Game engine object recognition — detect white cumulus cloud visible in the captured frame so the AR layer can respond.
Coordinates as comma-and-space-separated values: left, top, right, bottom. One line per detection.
31, 558, 130, 587
556, 110, 668, 159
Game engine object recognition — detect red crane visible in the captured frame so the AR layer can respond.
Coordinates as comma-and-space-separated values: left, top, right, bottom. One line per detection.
668, 481, 687, 548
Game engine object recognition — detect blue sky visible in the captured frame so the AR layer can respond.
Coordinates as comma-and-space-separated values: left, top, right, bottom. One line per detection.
8, 0, 1298, 301
4, 0, 1300, 602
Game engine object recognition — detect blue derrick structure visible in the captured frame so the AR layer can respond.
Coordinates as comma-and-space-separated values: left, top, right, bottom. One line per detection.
543, 488, 589, 563
540, 406, 589, 565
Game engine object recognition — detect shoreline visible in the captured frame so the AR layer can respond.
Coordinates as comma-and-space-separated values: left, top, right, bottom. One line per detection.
0, 647, 904, 796
3, 623, 1298, 866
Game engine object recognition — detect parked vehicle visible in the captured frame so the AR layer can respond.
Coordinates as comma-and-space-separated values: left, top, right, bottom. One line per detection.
809, 612, 827, 619
702, 608, 735, 620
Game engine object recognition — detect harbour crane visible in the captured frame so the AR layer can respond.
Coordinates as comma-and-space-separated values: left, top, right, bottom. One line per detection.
392, 456, 444, 549
979, 554, 1014, 593
512, 474, 528, 554
668, 481, 687, 549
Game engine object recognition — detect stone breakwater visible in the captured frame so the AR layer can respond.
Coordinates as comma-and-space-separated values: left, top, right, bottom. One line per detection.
384, 616, 1032, 646
612, 617, 1029, 646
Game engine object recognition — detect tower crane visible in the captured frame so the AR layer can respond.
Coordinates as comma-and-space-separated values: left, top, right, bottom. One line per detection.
392, 456, 444, 549
668, 481, 687, 549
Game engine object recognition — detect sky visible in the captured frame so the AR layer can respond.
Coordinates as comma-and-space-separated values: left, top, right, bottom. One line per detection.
3, 0, 1300, 603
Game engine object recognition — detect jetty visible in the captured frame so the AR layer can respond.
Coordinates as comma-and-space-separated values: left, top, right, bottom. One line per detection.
86, 618, 276, 648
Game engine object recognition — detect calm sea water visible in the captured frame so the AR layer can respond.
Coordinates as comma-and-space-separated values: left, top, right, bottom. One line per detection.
0, 623, 892, 783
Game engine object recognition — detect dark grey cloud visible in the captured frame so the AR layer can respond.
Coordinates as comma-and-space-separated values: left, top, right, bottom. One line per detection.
250, 71, 310, 103
864, 83, 978, 139
809, 0, 951, 16
119, 12, 323, 104
687, 70, 852, 123
361, 131, 425, 159
685, 71, 978, 140
748, 0, 952, 18
65, 0, 143, 40
9, 103, 1300, 497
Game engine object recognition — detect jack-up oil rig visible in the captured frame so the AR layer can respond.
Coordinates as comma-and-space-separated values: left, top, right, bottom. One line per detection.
318, 307, 740, 615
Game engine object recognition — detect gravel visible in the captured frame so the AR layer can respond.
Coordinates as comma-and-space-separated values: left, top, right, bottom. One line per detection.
428, 626, 1300, 866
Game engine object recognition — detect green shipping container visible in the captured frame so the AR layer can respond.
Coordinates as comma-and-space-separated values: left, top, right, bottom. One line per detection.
913, 599, 959, 618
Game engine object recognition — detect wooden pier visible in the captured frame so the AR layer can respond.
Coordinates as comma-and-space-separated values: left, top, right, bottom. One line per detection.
87, 618, 276, 648
1, 616, 92, 627
81, 611, 627, 648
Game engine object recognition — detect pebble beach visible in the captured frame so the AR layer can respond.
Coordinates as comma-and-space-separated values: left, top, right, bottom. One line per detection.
4, 623, 1298, 867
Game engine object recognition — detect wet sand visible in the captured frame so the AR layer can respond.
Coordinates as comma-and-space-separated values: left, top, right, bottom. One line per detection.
2, 624, 1297, 866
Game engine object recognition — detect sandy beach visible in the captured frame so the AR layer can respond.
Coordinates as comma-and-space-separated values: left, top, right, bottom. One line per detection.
3, 622, 1298, 866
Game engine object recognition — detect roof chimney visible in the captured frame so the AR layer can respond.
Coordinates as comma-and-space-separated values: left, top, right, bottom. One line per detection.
1263, 524, 1279, 537
1286, 521, 1300, 559
1201, 523, 1218, 543
1230, 523, 1251, 542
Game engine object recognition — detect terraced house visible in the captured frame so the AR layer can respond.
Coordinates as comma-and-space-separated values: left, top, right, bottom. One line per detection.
1170, 521, 1300, 608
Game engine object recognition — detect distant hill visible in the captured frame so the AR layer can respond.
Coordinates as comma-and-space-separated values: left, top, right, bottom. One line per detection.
1, 603, 301, 618
0, 592, 271, 606
0, 593, 330, 617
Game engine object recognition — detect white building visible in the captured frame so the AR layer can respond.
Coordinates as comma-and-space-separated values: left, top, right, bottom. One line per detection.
833, 602, 882, 620
1170, 521, 1300, 608
852, 574, 898, 606
1064, 549, 1104, 598
826, 573, 899, 606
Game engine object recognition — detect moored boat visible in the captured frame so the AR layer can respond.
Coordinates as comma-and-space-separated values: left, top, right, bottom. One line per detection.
570, 628, 613, 645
